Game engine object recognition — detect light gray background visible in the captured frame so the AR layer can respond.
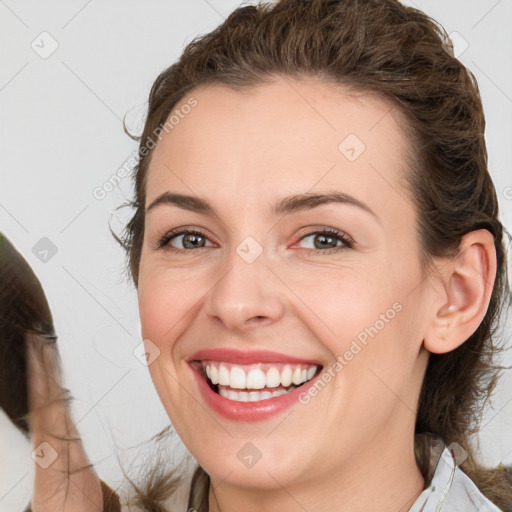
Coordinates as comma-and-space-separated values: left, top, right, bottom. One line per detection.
1, 1, 511, 510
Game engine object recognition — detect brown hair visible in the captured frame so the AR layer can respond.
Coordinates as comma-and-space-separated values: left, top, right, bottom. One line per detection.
0, 232, 55, 437
114, 0, 512, 509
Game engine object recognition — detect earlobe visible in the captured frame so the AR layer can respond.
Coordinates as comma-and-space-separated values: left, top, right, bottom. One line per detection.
423, 229, 497, 355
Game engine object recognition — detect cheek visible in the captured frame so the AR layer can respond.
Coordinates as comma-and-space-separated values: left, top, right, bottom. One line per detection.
137, 270, 191, 418
296, 259, 420, 386
137, 259, 198, 341
285, 263, 397, 349
137, 278, 170, 343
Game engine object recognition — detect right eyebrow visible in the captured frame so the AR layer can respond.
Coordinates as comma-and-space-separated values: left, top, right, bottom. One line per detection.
146, 192, 213, 215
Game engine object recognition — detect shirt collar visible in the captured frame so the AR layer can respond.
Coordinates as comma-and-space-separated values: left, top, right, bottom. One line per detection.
409, 436, 502, 512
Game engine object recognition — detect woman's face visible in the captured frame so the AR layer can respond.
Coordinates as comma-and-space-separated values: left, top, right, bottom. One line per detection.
138, 77, 432, 491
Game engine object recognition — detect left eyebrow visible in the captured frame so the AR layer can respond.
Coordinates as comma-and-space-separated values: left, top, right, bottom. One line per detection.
146, 190, 380, 223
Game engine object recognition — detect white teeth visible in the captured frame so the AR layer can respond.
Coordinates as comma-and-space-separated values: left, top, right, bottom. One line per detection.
272, 388, 291, 397
248, 391, 261, 402
265, 367, 281, 388
292, 366, 302, 385
218, 385, 298, 402
230, 366, 246, 389
203, 362, 320, 390
246, 369, 266, 389
218, 364, 230, 386
281, 365, 293, 387
210, 365, 219, 385
227, 389, 238, 401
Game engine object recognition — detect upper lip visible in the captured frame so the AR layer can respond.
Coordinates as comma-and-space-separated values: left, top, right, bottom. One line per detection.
187, 348, 322, 366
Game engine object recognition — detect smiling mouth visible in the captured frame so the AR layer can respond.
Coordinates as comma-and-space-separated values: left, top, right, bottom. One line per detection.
198, 360, 321, 402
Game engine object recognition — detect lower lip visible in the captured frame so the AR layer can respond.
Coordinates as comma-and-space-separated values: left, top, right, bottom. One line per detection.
189, 362, 322, 422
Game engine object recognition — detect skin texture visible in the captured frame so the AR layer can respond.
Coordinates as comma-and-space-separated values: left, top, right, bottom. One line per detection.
137, 77, 497, 512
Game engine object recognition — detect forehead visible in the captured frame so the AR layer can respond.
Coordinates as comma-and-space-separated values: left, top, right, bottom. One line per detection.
145, 77, 413, 224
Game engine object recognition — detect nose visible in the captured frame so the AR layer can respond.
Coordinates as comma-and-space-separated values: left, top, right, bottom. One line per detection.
202, 249, 286, 333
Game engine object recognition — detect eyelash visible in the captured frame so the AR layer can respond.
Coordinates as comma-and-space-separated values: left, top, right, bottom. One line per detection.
156, 227, 354, 254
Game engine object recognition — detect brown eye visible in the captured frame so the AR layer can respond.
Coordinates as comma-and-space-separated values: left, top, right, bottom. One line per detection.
157, 228, 213, 251
174, 232, 207, 249
296, 228, 354, 253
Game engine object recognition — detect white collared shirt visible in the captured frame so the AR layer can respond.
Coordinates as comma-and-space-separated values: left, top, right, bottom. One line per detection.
409, 443, 502, 512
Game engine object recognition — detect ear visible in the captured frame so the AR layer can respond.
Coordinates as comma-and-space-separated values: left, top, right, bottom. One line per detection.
423, 229, 497, 355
